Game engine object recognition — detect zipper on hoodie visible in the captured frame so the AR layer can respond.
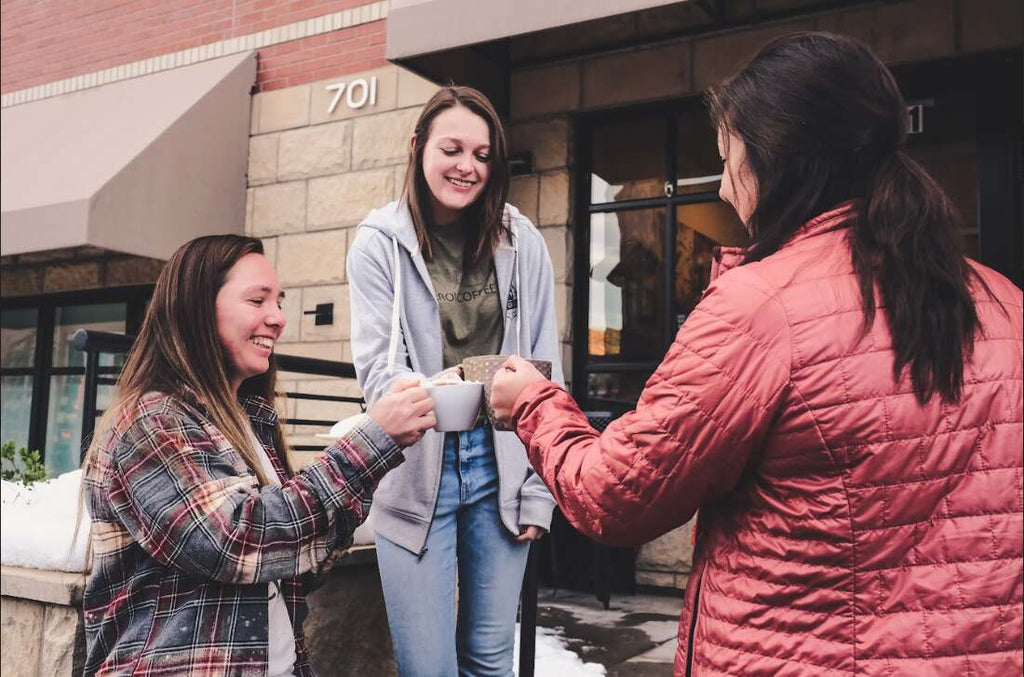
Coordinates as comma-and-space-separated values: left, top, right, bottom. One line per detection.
392, 235, 447, 561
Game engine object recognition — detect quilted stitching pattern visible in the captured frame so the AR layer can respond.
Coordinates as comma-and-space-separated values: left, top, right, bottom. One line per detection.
514, 208, 1023, 676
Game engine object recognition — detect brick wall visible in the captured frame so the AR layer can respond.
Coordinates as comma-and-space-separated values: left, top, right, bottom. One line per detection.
1, 0, 385, 94
257, 21, 385, 91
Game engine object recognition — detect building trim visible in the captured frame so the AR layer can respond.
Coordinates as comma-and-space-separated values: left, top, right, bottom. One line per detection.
0, 1, 388, 109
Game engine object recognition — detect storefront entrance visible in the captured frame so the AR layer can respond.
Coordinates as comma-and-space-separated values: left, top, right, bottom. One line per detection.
572, 50, 1022, 417
573, 101, 749, 418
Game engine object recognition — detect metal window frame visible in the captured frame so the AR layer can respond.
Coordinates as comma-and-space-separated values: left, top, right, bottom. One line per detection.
0, 285, 152, 457
572, 97, 729, 411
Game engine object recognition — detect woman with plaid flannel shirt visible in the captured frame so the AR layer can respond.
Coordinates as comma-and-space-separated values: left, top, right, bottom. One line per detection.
81, 235, 435, 676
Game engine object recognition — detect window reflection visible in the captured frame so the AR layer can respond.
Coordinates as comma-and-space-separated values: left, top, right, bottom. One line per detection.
591, 116, 666, 203
586, 371, 650, 407
676, 108, 725, 196
52, 303, 127, 368
675, 202, 749, 326
1, 308, 38, 368
45, 378, 117, 476
1, 375, 33, 450
589, 209, 665, 360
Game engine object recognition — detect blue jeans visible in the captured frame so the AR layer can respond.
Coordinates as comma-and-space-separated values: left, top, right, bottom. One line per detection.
376, 424, 530, 677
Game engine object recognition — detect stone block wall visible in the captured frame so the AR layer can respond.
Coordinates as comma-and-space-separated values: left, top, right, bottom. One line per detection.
246, 64, 445, 461
508, 117, 576, 386
0, 567, 87, 677
506, 0, 1021, 590
0, 247, 165, 298
0, 559, 396, 677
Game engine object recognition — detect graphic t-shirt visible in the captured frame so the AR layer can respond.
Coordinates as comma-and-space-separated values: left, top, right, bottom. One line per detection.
424, 221, 504, 369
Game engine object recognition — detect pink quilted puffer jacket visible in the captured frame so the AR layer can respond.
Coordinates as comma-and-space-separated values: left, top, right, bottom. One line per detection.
512, 207, 1023, 676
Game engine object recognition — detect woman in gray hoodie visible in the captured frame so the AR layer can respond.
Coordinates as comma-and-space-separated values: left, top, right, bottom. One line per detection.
346, 86, 562, 676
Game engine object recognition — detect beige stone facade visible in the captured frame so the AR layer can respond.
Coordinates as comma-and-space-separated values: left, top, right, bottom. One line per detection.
0, 567, 86, 677
246, 64, 442, 460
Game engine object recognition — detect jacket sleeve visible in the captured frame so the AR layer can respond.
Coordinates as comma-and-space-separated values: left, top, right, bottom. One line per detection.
516, 221, 561, 529
512, 269, 792, 546
108, 410, 403, 584
347, 232, 418, 407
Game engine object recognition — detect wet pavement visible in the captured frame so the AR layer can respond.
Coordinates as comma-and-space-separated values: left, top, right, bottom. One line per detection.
535, 587, 683, 676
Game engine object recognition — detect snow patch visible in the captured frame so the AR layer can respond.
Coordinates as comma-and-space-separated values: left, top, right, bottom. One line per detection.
1, 470, 90, 572
515, 623, 606, 676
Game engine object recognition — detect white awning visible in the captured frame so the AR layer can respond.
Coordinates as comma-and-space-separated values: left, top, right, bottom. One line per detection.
386, 0, 685, 60
1, 51, 256, 260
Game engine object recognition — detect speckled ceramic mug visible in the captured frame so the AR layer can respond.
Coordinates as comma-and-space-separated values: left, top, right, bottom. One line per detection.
461, 355, 552, 431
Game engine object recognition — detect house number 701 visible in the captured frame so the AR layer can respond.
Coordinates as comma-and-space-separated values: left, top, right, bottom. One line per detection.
326, 76, 378, 113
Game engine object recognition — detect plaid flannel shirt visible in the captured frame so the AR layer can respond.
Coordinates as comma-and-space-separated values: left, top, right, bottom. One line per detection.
82, 391, 402, 676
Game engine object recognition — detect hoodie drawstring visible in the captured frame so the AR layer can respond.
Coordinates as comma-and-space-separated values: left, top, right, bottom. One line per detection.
513, 232, 522, 357
386, 236, 402, 376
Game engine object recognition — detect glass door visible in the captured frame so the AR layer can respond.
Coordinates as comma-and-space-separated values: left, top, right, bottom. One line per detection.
575, 102, 750, 414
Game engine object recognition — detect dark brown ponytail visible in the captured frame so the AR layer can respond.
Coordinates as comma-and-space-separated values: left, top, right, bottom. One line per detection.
850, 149, 980, 402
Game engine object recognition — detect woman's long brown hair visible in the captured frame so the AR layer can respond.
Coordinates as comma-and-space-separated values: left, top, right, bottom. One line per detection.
83, 234, 291, 486
708, 32, 991, 404
75, 236, 291, 571
402, 85, 511, 270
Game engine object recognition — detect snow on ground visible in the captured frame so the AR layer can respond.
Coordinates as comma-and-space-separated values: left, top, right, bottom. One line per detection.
515, 623, 607, 676
1, 470, 90, 572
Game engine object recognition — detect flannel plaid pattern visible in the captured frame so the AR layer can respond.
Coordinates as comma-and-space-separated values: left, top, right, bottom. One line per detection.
82, 391, 402, 676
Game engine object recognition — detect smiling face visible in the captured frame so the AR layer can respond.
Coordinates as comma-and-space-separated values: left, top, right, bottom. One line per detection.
215, 253, 286, 392
419, 104, 492, 225
718, 127, 758, 230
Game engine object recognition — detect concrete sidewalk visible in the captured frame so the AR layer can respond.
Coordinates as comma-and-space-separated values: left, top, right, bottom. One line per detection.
535, 586, 683, 676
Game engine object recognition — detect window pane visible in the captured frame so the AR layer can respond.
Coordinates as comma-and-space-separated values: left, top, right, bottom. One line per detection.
1, 375, 34, 450
675, 202, 749, 326
1, 308, 38, 368
91, 384, 118, 447
45, 374, 83, 475
676, 108, 724, 195
586, 371, 650, 407
44, 376, 117, 476
52, 303, 127, 368
589, 209, 666, 360
591, 116, 666, 203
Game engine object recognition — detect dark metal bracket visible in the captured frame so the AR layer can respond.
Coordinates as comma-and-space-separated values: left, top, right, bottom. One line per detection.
303, 302, 334, 326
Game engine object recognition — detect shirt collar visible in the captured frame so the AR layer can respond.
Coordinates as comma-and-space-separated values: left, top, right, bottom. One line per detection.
710, 202, 855, 283
239, 394, 279, 427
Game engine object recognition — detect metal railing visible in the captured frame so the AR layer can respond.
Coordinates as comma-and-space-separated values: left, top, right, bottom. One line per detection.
73, 329, 541, 676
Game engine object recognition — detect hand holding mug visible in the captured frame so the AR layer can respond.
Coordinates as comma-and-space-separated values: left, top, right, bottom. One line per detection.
368, 379, 435, 447
490, 356, 548, 429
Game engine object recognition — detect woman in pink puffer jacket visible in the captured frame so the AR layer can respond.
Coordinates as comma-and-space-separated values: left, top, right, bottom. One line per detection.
492, 33, 1022, 676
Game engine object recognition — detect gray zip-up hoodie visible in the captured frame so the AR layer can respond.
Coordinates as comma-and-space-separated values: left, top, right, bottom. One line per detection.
347, 200, 562, 555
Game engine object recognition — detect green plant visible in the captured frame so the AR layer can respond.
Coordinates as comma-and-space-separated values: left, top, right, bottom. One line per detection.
1, 441, 48, 486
